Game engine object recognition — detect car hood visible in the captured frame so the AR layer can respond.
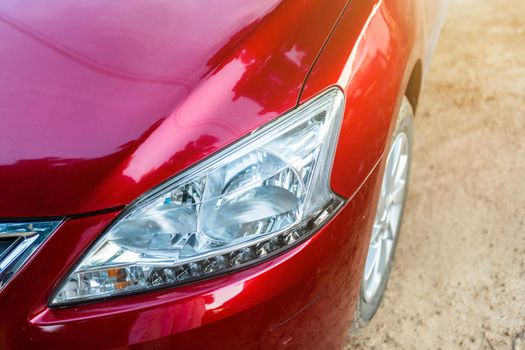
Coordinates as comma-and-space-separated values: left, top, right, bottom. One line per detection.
0, 0, 346, 217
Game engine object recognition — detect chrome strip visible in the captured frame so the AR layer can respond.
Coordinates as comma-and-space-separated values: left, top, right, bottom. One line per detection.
0, 221, 61, 290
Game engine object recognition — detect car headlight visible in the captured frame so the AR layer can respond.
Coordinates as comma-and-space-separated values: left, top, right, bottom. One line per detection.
51, 88, 345, 305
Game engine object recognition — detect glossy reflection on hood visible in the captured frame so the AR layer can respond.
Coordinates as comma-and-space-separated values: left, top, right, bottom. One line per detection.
0, 0, 346, 217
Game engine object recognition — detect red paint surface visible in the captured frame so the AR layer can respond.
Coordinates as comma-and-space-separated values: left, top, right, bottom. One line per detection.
0, 0, 446, 348
0, 0, 346, 218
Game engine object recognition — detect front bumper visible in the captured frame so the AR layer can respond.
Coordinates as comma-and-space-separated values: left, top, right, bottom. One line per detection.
0, 165, 381, 350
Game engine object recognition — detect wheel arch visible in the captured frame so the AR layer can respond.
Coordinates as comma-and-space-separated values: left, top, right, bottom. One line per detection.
404, 59, 423, 113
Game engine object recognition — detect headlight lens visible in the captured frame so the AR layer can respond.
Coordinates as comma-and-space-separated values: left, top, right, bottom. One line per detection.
52, 88, 345, 305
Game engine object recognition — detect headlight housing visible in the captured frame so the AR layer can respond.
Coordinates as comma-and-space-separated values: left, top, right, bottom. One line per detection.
52, 88, 345, 305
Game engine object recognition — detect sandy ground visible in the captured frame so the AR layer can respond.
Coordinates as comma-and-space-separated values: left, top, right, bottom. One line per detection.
346, 0, 525, 349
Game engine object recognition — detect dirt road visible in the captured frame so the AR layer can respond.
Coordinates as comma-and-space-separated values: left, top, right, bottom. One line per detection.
347, 0, 525, 348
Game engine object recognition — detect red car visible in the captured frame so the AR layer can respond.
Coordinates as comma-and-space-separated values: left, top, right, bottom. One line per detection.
0, 0, 446, 348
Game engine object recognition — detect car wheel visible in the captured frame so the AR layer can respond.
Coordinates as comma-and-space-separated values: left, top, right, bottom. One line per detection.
354, 96, 414, 328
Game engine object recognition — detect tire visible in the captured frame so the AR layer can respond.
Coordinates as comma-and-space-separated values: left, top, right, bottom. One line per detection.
353, 96, 414, 328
